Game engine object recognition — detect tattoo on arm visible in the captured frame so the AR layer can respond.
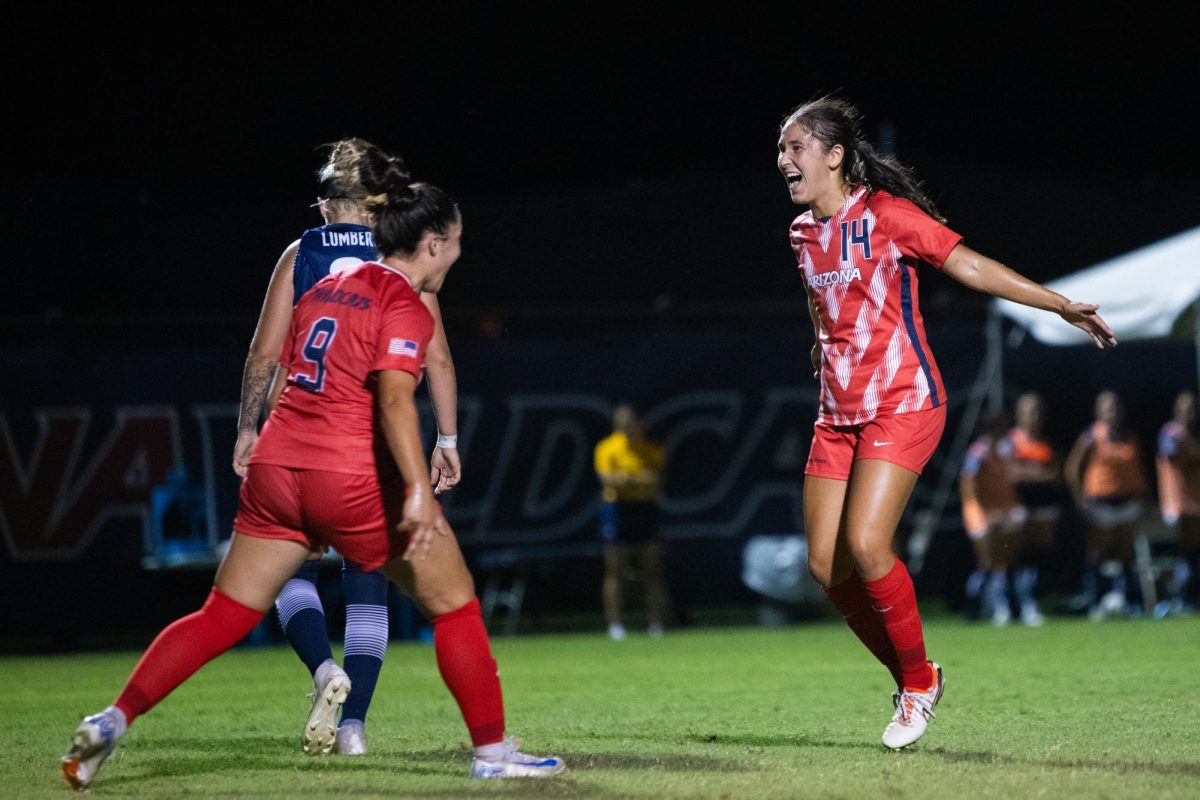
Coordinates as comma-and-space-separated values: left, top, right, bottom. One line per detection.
237, 358, 278, 431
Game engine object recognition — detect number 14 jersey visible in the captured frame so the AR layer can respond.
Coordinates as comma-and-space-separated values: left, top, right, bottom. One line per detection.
790, 188, 962, 425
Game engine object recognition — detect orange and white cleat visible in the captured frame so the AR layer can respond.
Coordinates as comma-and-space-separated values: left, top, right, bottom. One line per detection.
61, 711, 121, 791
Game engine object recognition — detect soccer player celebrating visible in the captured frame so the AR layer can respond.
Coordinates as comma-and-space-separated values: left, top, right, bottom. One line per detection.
61, 151, 565, 790
234, 138, 463, 756
780, 97, 1116, 749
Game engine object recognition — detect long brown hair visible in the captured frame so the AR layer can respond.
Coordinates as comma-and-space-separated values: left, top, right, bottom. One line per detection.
781, 96, 945, 222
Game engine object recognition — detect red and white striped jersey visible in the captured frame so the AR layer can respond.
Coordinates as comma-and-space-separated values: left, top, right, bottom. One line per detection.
790, 188, 962, 424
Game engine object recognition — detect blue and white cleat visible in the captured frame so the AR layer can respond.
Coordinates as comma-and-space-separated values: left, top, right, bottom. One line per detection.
303, 661, 351, 755
61, 712, 120, 791
470, 738, 567, 778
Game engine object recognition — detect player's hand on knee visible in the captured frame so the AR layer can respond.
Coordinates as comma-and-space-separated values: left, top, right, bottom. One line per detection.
400, 486, 441, 561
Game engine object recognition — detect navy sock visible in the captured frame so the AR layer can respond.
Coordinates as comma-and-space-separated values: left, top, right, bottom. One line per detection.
340, 561, 389, 724
275, 559, 332, 676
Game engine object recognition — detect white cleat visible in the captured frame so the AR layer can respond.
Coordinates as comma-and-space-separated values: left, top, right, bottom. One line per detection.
335, 721, 367, 756
470, 738, 567, 778
61, 712, 120, 791
608, 623, 626, 641
882, 661, 944, 751
303, 662, 351, 755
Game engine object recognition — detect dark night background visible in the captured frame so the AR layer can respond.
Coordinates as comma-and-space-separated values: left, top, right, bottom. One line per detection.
1, 5, 1197, 640
5, 6, 1195, 335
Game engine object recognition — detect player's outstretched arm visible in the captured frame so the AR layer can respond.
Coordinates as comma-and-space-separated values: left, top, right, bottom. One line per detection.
378, 369, 443, 561
419, 292, 462, 494
941, 244, 1117, 349
234, 241, 299, 476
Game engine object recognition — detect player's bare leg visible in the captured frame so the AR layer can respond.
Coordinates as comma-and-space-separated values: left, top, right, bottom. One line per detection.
842, 459, 943, 749
805, 474, 905, 690
63, 534, 312, 790
385, 520, 565, 778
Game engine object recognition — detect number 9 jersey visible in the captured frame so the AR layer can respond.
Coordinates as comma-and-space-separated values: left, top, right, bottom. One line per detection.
250, 261, 435, 476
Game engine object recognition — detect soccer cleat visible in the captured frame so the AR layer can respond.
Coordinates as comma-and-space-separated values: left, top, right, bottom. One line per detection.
469, 738, 567, 778
991, 605, 1012, 627
608, 623, 626, 641
882, 661, 944, 751
61, 712, 120, 791
335, 721, 367, 756
302, 662, 351, 755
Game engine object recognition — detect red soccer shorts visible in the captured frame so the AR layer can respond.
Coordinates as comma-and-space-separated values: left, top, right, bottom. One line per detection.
805, 406, 946, 480
233, 464, 408, 571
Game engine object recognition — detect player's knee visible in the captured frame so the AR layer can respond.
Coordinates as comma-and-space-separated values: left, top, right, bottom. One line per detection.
412, 578, 476, 618
807, 553, 834, 587
847, 536, 890, 576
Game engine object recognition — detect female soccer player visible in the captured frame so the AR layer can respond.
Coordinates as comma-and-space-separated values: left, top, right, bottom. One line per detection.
1066, 390, 1148, 620
62, 153, 565, 790
780, 97, 1116, 749
233, 139, 463, 756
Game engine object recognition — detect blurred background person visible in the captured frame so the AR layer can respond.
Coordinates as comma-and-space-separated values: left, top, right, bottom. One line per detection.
1066, 390, 1149, 620
1006, 393, 1064, 627
1156, 390, 1200, 615
593, 404, 671, 640
959, 414, 1023, 625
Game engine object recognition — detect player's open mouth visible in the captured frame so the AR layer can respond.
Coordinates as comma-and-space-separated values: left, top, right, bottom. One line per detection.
786, 173, 803, 185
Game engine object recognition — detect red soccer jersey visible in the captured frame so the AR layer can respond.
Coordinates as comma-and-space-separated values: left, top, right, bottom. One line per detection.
790, 187, 962, 424
250, 261, 434, 475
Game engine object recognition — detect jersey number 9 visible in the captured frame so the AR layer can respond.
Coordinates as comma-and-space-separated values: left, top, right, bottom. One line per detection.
293, 317, 338, 393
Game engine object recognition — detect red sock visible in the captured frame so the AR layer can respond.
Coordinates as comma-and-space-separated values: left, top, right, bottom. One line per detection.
432, 598, 505, 747
824, 574, 904, 689
862, 559, 931, 691
114, 588, 264, 725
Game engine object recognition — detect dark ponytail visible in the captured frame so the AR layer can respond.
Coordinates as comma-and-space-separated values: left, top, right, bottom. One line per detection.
354, 145, 458, 258
780, 96, 945, 223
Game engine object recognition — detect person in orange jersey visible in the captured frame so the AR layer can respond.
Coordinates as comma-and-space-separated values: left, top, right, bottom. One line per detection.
1066, 391, 1149, 620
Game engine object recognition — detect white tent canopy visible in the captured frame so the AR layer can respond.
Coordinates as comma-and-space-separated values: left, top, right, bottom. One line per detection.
994, 225, 1200, 345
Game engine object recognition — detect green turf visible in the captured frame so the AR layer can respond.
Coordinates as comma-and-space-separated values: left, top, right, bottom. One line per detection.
8, 616, 1200, 799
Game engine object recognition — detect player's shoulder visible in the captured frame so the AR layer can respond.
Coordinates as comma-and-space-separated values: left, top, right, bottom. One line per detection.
789, 209, 817, 231
864, 189, 923, 218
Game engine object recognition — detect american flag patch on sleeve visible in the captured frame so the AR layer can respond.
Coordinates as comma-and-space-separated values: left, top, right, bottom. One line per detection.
387, 338, 419, 357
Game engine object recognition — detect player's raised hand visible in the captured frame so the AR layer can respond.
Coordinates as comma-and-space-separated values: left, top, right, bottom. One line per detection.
430, 446, 462, 494
232, 430, 258, 478
399, 486, 442, 561
1058, 302, 1118, 349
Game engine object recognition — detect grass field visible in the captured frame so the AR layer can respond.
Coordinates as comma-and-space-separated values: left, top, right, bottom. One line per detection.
8, 616, 1200, 799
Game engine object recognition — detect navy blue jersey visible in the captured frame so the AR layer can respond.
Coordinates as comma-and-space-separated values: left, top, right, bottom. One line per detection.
293, 223, 378, 304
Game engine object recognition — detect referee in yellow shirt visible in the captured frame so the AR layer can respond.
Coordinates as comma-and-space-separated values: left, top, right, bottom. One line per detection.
594, 404, 672, 640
